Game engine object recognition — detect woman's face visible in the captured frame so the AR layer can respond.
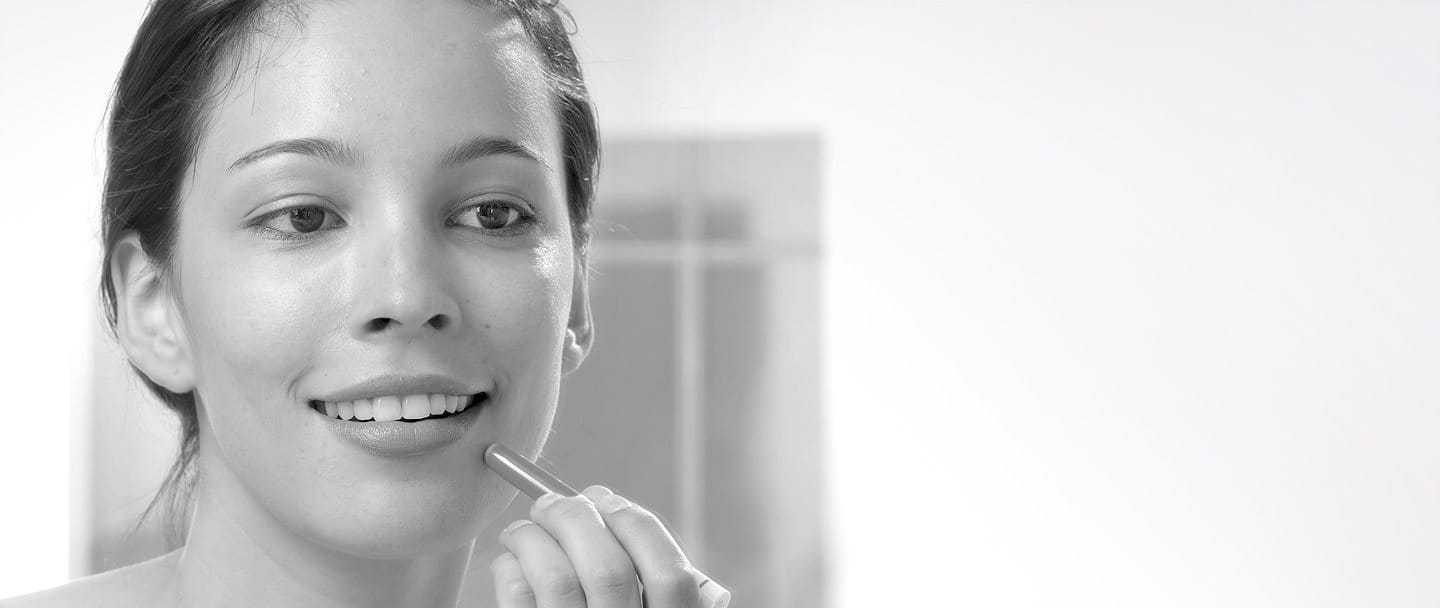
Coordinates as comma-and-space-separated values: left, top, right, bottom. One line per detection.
166, 0, 582, 558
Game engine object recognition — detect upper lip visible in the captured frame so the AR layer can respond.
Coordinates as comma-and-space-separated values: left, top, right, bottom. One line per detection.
313, 373, 484, 403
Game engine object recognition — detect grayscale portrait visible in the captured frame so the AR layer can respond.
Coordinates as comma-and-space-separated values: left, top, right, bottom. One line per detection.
1, 1, 1435, 607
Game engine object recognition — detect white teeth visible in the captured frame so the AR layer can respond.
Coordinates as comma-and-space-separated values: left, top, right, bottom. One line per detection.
319, 393, 480, 421
401, 394, 430, 419
374, 396, 403, 422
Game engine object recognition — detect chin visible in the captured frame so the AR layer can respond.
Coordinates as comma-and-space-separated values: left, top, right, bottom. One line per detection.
302, 500, 486, 560
292, 476, 517, 560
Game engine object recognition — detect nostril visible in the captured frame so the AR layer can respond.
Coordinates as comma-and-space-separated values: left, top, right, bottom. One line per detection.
363, 315, 449, 334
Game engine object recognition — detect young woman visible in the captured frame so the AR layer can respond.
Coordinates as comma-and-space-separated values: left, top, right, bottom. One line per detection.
2, 0, 705, 606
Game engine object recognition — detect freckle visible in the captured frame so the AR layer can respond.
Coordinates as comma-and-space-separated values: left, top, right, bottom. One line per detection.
485, 323, 491, 329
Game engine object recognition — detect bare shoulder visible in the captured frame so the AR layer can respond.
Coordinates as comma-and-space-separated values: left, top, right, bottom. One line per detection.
0, 550, 179, 608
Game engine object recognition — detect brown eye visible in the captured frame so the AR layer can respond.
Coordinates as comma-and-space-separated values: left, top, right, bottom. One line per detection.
474, 203, 520, 230
449, 198, 536, 235
288, 207, 328, 233
250, 204, 344, 242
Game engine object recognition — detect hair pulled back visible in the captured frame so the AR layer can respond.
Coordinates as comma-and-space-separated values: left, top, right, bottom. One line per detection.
100, 0, 598, 539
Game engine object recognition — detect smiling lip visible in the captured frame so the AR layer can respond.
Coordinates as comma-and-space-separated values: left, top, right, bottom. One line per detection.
315, 393, 488, 457
310, 372, 489, 456
314, 372, 482, 403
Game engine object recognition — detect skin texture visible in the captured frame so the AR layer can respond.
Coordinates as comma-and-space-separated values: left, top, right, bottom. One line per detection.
0, 2, 700, 607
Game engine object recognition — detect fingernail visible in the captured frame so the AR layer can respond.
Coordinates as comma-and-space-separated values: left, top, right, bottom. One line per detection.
595, 493, 631, 515
502, 519, 534, 535
535, 492, 563, 509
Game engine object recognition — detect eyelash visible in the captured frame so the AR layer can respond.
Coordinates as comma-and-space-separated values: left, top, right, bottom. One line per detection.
247, 199, 540, 243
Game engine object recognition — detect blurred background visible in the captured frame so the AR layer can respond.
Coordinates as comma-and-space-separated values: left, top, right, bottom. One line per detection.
3, 1, 1439, 606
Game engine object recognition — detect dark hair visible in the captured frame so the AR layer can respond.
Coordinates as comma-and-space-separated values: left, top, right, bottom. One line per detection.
100, 0, 598, 542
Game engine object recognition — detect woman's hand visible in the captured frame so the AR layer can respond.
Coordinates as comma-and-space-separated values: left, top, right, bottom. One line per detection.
492, 485, 704, 608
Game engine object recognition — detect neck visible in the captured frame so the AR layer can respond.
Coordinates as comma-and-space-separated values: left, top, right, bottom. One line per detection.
168, 459, 475, 608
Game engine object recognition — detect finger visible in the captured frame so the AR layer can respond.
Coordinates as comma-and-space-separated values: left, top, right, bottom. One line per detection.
531, 493, 643, 608
492, 551, 538, 608
582, 486, 702, 608
500, 519, 587, 608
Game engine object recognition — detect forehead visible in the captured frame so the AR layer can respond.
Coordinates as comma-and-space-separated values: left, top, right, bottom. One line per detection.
193, 0, 556, 177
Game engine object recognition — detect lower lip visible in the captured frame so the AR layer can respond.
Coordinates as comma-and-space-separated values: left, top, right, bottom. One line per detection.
314, 398, 485, 457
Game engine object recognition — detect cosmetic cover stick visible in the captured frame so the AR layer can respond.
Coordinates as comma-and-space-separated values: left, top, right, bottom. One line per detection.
483, 443, 732, 608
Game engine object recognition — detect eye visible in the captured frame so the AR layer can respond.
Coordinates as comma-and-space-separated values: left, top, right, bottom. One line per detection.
448, 198, 537, 235
250, 204, 344, 241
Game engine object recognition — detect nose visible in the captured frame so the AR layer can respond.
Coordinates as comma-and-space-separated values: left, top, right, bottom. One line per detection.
349, 217, 462, 342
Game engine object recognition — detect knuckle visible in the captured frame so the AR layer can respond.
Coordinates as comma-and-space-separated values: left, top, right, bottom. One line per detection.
594, 578, 639, 600
535, 567, 583, 596
610, 505, 678, 539
580, 563, 636, 595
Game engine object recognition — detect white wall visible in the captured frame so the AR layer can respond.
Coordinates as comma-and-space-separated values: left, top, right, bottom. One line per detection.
0, 0, 152, 597
3, 0, 1438, 605
564, 1, 1440, 606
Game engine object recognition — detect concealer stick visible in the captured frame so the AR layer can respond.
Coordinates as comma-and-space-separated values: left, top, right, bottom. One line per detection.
484, 443, 732, 608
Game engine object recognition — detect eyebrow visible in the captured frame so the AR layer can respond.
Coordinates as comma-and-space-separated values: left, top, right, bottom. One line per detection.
228, 137, 361, 173
439, 135, 551, 171
227, 135, 550, 173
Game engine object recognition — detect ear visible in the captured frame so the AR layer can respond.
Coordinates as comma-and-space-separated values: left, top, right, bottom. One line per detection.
110, 232, 196, 395
560, 257, 594, 376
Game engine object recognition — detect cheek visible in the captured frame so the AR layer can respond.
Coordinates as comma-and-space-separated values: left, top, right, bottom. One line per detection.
477, 242, 574, 370
180, 247, 336, 415
171, 242, 336, 490
475, 241, 573, 448
486, 246, 570, 332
